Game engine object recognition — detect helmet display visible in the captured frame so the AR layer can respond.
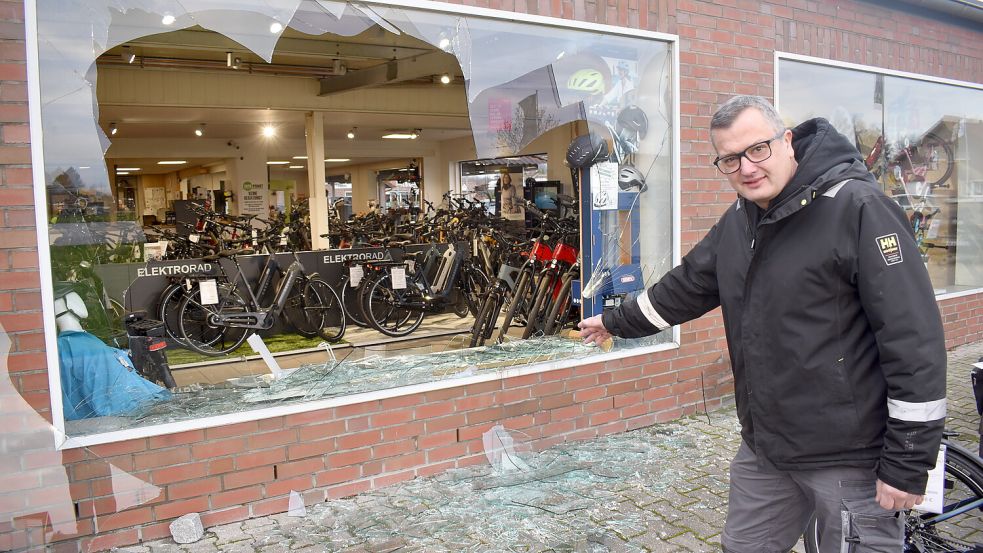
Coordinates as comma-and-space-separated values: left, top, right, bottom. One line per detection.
567, 68, 606, 95
618, 164, 648, 192
566, 132, 610, 170
616, 105, 649, 140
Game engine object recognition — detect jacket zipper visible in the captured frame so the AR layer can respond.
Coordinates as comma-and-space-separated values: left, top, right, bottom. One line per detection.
742, 199, 756, 251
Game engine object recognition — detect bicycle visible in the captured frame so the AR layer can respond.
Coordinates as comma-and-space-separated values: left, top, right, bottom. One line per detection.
802, 435, 983, 552
176, 248, 345, 356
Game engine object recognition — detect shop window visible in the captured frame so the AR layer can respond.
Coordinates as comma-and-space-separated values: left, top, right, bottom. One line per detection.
778, 56, 983, 295
32, 0, 677, 443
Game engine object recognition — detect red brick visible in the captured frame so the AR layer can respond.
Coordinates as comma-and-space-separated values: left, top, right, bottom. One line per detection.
80, 528, 138, 553
251, 496, 289, 517
200, 506, 249, 528
336, 429, 381, 450
168, 476, 220, 500
372, 470, 415, 489
211, 485, 264, 509
222, 466, 273, 490
370, 407, 414, 427
273, 458, 323, 480
415, 402, 454, 419
0, 269, 38, 290
314, 465, 360, 486
208, 457, 235, 475
427, 442, 468, 463
153, 496, 209, 521
247, 428, 297, 449
383, 451, 426, 473
2, 122, 28, 142
236, 448, 286, 470
287, 439, 335, 460
326, 479, 371, 499
265, 475, 312, 498
381, 420, 424, 441
190, 437, 246, 458
372, 438, 415, 459
132, 447, 191, 470
327, 448, 371, 468
151, 461, 207, 485
297, 419, 345, 441
92, 507, 152, 532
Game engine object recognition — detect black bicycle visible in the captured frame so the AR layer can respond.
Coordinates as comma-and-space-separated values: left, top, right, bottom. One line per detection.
803, 436, 983, 552
176, 249, 345, 356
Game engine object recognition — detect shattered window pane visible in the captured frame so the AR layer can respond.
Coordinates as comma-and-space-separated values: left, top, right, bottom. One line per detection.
35, 0, 676, 439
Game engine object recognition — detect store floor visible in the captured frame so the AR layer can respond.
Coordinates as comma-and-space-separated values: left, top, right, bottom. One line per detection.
169, 312, 531, 387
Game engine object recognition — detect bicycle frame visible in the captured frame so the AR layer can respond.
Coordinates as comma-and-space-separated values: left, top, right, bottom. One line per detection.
210, 252, 307, 330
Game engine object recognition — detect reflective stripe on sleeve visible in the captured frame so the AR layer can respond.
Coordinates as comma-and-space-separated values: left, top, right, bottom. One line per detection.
636, 292, 670, 331
887, 398, 947, 422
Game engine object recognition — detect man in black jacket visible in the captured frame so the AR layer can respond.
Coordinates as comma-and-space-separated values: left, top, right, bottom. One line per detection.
578, 95, 946, 552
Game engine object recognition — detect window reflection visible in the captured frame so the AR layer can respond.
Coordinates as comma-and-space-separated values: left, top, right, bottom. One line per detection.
779, 59, 983, 294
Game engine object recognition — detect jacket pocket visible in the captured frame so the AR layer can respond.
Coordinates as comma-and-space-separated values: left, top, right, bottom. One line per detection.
839, 497, 902, 552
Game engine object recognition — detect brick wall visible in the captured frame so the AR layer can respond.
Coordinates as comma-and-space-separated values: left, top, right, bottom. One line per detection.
0, 0, 980, 551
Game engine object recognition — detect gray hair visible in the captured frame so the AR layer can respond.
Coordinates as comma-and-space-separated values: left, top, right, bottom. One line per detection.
710, 95, 786, 140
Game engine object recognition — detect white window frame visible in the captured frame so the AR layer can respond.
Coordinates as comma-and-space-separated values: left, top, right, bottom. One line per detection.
25, 0, 682, 449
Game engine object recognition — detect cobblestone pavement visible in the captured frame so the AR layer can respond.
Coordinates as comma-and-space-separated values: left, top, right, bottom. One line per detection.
122, 341, 983, 553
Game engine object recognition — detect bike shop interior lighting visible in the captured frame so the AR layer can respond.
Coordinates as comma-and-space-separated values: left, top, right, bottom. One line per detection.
157, 160, 186, 165
270, 21, 283, 33
293, 155, 308, 160
117, 171, 130, 175
263, 125, 276, 138
326, 158, 350, 162
347, 127, 356, 139
266, 161, 290, 165
440, 73, 451, 84
161, 13, 175, 25
289, 165, 304, 169
109, 122, 117, 135
116, 167, 140, 171
195, 124, 205, 137
226, 52, 233, 67
121, 46, 136, 64
382, 130, 419, 139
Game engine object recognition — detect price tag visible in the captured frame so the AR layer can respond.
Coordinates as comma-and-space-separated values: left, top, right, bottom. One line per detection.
391, 267, 407, 290
914, 444, 946, 514
199, 279, 219, 305
184, 278, 192, 291
252, 229, 258, 239
406, 260, 416, 273
349, 265, 363, 287
279, 234, 288, 246
189, 233, 200, 243
927, 218, 941, 239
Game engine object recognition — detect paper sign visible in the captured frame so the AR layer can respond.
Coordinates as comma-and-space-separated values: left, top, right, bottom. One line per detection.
349, 265, 363, 287
591, 161, 619, 210
391, 267, 407, 290
189, 233, 200, 243
914, 443, 946, 514
199, 280, 219, 305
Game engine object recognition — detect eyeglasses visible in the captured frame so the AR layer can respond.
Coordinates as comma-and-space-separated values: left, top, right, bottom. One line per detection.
712, 131, 786, 174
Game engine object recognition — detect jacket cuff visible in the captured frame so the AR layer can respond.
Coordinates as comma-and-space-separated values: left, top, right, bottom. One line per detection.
876, 460, 929, 496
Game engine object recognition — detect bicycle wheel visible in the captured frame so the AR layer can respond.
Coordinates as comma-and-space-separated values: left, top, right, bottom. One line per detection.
914, 133, 955, 188
470, 288, 503, 348
365, 274, 425, 337
522, 269, 559, 339
341, 277, 369, 327
496, 268, 533, 344
543, 274, 575, 335
176, 283, 252, 356
460, 266, 490, 318
157, 283, 189, 345
309, 278, 346, 342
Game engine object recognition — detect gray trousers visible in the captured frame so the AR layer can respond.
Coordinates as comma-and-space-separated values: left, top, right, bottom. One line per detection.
721, 442, 903, 553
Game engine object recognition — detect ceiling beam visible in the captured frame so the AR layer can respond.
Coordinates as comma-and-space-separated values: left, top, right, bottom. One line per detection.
319, 51, 455, 96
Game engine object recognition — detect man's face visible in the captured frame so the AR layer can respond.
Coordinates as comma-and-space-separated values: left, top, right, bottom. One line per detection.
711, 108, 797, 209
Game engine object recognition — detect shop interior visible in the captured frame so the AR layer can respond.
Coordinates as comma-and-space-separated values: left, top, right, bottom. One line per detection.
41, 3, 675, 435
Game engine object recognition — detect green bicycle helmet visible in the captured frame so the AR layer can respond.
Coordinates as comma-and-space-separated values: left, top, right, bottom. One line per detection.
567, 68, 606, 95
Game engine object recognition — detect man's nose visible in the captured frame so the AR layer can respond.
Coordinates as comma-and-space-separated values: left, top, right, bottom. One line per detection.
739, 156, 756, 175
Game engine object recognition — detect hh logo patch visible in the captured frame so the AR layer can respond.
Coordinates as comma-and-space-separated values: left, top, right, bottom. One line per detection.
877, 233, 903, 266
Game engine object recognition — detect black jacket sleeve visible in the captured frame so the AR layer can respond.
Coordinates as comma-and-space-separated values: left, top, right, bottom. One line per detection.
603, 222, 722, 339
856, 193, 946, 494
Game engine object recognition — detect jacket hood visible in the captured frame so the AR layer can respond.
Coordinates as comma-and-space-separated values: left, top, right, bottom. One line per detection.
787, 117, 868, 193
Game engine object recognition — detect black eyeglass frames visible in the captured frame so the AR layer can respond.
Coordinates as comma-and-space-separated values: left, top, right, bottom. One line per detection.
712, 131, 787, 174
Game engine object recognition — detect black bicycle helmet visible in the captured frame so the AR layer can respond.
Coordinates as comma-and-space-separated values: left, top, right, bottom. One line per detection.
565, 132, 610, 169
618, 164, 648, 192
616, 105, 649, 140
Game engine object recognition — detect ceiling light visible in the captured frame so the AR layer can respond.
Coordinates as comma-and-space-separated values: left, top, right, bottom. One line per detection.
382, 133, 415, 140
325, 158, 350, 162
194, 123, 205, 137
157, 160, 186, 165
270, 21, 283, 34
292, 155, 308, 160
288, 165, 305, 169
440, 73, 451, 85
232, 57, 241, 70
438, 38, 450, 49
266, 161, 290, 165
121, 46, 136, 64
109, 122, 117, 135
116, 167, 140, 171
410, 129, 420, 139
262, 125, 276, 138
346, 127, 356, 139
226, 52, 233, 67
116, 171, 130, 175
78, 166, 90, 169
161, 14, 176, 25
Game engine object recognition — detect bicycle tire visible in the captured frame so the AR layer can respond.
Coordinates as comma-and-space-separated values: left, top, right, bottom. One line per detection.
157, 283, 188, 345
460, 266, 490, 318
176, 283, 253, 356
282, 275, 324, 338
365, 274, 425, 337
497, 268, 532, 344
803, 439, 983, 553
522, 269, 559, 339
310, 278, 346, 342
341, 277, 369, 327
543, 274, 575, 336
916, 133, 955, 188
470, 289, 503, 348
